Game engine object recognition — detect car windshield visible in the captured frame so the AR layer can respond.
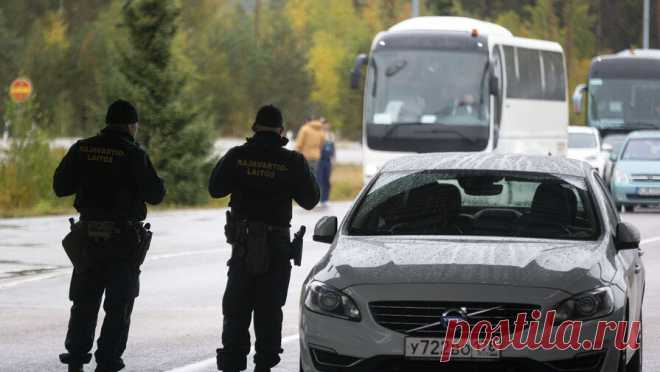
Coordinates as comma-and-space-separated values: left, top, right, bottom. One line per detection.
348, 171, 600, 240
568, 132, 597, 149
621, 138, 660, 160
602, 134, 627, 154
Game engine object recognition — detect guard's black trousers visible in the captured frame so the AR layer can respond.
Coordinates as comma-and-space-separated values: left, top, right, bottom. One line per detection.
60, 262, 140, 372
217, 234, 292, 371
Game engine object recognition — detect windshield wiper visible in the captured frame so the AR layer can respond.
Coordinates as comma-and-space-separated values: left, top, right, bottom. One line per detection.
377, 122, 481, 144
624, 121, 660, 129
380, 122, 424, 139
385, 60, 407, 77
413, 125, 480, 144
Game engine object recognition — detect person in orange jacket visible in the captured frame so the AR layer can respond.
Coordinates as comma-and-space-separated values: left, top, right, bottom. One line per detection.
295, 117, 325, 174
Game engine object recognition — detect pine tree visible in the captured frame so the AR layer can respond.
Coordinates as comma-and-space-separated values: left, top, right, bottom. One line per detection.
114, 0, 212, 204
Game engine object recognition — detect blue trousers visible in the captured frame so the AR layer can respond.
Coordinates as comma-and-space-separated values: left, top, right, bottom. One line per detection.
316, 160, 332, 203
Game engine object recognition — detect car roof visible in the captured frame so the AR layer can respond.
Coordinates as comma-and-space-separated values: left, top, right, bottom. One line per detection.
626, 130, 660, 139
380, 152, 592, 178
568, 126, 598, 134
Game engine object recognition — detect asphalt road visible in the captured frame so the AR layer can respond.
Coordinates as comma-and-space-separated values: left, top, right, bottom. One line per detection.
1, 204, 659, 372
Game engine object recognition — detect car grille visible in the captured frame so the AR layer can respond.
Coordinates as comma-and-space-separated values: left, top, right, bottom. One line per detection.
369, 301, 540, 337
631, 174, 660, 182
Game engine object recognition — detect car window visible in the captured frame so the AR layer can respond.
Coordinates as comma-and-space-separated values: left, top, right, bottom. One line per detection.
593, 172, 618, 229
349, 170, 600, 240
568, 132, 597, 149
621, 138, 660, 160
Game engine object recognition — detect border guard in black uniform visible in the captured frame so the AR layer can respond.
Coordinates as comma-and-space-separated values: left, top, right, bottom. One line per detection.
209, 105, 319, 372
54, 100, 165, 372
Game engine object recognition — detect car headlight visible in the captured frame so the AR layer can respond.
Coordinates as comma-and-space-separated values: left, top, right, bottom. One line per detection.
614, 168, 630, 184
304, 281, 361, 321
554, 287, 614, 323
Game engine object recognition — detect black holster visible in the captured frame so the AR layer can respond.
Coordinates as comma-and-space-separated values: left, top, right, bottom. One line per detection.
134, 223, 152, 268
62, 218, 93, 273
290, 225, 306, 266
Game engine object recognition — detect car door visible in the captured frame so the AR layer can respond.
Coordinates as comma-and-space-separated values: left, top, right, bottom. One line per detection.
593, 172, 643, 322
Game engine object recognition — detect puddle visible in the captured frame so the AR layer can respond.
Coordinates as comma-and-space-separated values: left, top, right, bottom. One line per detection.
1, 243, 42, 248
0, 224, 22, 230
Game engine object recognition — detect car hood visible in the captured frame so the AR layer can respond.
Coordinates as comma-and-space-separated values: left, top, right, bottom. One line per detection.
616, 160, 660, 174
312, 236, 616, 295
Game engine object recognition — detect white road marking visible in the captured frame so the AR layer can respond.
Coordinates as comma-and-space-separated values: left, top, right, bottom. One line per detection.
167, 334, 300, 372
0, 249, 224, 290
641, 236, 660, 245
0, 269, 72, 289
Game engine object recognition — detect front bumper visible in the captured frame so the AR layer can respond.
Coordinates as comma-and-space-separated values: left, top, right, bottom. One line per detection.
612, 182, 660, 205
300, 284, 625, 372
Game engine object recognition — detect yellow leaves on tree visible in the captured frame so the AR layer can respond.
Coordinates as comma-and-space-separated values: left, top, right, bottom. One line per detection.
308, 31, 347, 117
43, 12, 69, 49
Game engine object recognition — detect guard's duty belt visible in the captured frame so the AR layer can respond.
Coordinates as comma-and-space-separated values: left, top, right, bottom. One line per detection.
62, 218, 152, 272
225, 211, 305, 275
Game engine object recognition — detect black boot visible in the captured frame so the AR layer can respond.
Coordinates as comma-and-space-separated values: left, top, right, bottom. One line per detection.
68, 365, 84, 372
254, 367, 270, 372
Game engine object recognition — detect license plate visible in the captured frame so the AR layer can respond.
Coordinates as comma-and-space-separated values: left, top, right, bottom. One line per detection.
638, 187, 660, 196
404, 337, 500, 359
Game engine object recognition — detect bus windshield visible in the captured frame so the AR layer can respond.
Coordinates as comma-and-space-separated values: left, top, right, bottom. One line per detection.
365, 49, 490, 152
588, 78, 660, 130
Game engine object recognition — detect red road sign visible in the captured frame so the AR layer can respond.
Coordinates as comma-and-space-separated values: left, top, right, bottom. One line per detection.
9, 78, 32, 103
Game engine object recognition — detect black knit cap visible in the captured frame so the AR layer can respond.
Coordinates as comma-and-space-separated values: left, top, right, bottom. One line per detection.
253, 104, 283, 128
105, 99, 138, 125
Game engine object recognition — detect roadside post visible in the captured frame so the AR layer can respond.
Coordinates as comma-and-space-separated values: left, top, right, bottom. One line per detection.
5, 78, 33, 141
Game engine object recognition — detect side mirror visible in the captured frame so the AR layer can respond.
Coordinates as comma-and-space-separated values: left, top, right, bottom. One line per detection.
313, 216, 338, 244
572, 84, 587, 114
609, 151, 618, 162
615, 222, 641, 250
489, 75, 499, 96
601, 143, 613, 153
350, 54, 368, 90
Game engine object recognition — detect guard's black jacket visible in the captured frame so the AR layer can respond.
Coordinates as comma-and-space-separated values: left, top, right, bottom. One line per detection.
53, 127, 165, 221
208, 131, 319, 226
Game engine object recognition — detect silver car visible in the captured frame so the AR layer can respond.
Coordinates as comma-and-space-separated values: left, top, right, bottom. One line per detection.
300, 153, 644, 372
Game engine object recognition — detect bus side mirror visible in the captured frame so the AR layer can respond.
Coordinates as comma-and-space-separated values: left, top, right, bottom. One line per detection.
489, 75, 499, 96
572, 84, 587, 114
351, 54, 368, 90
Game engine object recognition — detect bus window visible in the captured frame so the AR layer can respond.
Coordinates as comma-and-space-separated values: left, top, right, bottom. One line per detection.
492, 45, 504, 127
542, 51, 565, 101
504, 46, 563, 101
503, 45, 518, 98
517, 48, 543, 99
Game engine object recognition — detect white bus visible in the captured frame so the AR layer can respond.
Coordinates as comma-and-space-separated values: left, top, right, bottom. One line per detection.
352, 17, 569, 181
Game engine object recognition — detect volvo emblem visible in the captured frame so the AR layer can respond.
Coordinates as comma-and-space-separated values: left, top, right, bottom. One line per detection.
441, 307, 468, 329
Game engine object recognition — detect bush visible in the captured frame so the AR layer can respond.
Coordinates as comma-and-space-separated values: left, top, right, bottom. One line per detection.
0, 132, 72, 216
329, 164, 364, 202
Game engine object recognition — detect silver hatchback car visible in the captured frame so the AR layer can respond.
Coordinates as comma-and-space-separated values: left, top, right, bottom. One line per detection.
300, 153, 644, 372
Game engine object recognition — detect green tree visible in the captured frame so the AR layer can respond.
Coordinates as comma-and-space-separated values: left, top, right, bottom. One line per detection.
111, 0, 211, 204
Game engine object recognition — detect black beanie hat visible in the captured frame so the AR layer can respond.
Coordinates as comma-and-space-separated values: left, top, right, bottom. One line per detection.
106, 99, 138, 125
253, 105, 283, 128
